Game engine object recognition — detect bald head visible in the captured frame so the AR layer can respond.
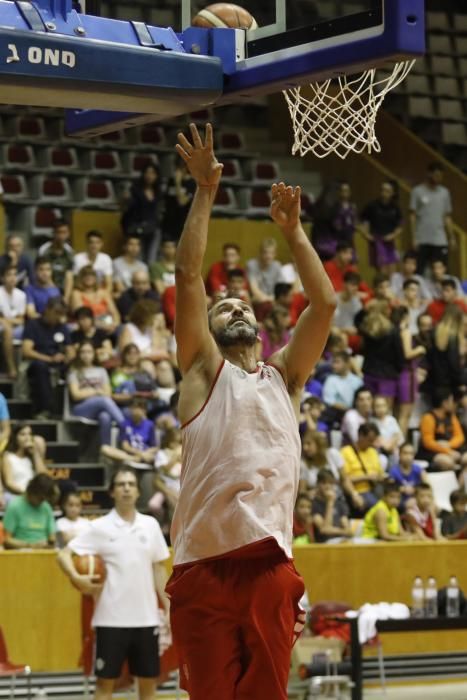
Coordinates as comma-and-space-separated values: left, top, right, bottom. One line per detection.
131, 269, 150, 295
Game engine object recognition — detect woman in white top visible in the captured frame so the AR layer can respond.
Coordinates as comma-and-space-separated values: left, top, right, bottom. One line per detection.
56, 491, 91, 547
118, 299, 170, 363
373, 396, 404, 464
2, 423, 47, 500
68, 341, 125, 446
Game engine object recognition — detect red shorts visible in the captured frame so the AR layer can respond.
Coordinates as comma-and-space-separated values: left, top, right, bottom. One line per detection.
166, 541, 305, 700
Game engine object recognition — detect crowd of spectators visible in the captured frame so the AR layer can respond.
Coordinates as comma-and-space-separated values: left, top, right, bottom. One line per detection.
0, 156, 465, 549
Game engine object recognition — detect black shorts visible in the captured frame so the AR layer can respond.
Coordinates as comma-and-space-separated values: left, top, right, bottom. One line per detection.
94, 626, 160, 679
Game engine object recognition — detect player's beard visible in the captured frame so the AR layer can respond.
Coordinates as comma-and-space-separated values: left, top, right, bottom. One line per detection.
213, 319, 259, 347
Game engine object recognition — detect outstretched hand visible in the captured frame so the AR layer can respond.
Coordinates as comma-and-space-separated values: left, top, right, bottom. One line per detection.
176, 123, 223, 188
270, 182, 301, 234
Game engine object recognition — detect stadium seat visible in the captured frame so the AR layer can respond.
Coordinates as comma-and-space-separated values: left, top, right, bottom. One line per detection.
411, 56, 431, 74
88, 150, 123, 173
212, 187, 238, 216
454, 36, 467, 57
122, 152, 158, 176
9, 115, 47, 140
459, 58, 467, 77
16, 206, 63, 238
218, 131, 245, 151
407, 97, 436, 119
138, 125, 167, 148
0, 627, 31, 700
425, 471, 459, 513
221, 159, 243, 181
74, 178, 117, 208
40, 146, 80, 171
433, 76, 461, 98
426, 11, 450, 31
428, 35, 453, 55
0, 144, 35, 170
430, 56, 457, 76
454, 14, 467, 32
405, 75, 432, 96
98, 130, 126, 146
441, 123, 467, 145
437, 99, 464, 122
30, 175, 72, 203
0, 174, 28, 201
239, 188, 272, 218
249, 160, 281, 183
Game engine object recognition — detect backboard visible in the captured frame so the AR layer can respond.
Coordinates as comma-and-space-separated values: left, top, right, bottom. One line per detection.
0, 0, 425, 137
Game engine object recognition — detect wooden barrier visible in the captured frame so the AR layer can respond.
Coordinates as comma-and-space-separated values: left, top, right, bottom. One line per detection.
1, 542, 466, 671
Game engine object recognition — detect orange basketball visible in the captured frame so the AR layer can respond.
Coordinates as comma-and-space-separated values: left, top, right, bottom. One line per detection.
72, 554, 106, 583
192, 3, 258, 31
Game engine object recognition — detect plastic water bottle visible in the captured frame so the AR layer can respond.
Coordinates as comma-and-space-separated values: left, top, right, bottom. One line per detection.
425, 576, 438, 618
411, 576, 425, 618
447, 575, 460, 618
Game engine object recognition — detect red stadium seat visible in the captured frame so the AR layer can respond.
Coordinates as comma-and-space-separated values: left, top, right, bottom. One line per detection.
212, 186, 238, 215
75, 178, 117, 207
138, 125, 166, 147
218, 131, 245, 151
89, 150, 122, 173
249, 159, 280, 183
30, 175, 71, 203
0, 174, 28, 200
0, 144, 35, 169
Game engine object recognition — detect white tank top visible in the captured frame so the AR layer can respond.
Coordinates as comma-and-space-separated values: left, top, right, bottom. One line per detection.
171, 359, 301, 566
125, 323, 152, 353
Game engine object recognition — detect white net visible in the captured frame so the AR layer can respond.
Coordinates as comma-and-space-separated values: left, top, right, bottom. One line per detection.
283, 60, 415, 159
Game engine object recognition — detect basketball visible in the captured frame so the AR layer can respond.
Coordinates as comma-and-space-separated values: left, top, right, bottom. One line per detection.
192, 3, 258, 31
72, 554, 106, 583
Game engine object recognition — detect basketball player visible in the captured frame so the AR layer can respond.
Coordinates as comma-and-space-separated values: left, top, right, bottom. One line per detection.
166, 124, 337, 700
57, 468, 170, 700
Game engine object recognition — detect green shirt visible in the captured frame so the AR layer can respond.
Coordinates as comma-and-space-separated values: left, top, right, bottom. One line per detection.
3, 495, 55, 544
363, 500, 400, 540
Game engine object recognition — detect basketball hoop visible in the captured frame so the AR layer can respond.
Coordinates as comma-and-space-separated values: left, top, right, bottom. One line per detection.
283, 60, 415, 160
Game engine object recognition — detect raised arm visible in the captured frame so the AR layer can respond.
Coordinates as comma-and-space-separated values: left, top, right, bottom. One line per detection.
174, 124, 223, 375
269, 183, 337, 393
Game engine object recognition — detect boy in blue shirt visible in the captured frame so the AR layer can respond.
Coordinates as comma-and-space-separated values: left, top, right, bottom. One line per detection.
388, 442, 428, 511
100, 397, 158, 467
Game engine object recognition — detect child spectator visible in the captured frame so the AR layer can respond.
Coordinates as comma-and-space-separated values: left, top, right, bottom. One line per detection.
112, 236, 148, 295
341, 387, 373, 444
101, 397, 158, 464
67, 341, 125, 445
150, 239, 176, 296
111, 343, 144, 405
25, 257, 61, 318
426, 258, 464, 300
205, 242, 244, 296
150, 427, 182, 531
418, 390, 467, 472
2, 424, 47, 501
226, 269, 251, 305
299, 430, 344, 496
362, 480, 406, 541
56, 491, 91, 547
341, 423, 385, 514
3, 473, 56, 549
22, 298, 73, 419
311, 469, 352, 543
361, 180, 403, 276
388, 442, 427, 510
324, 242, 357, 292
372, 273, 398, 306
72, 229, 113, 292
70, 265, 120, 335
333, 271, 363, 338
390, 250, 432, 301
427, 279, 467, 325
300, 397, 327, 434
293, 494, 314, 545
441, 490, 467, 540
373, 396, 404, 461
322, 351, 363, 423
70, 307, 113, 365
257, 306, 291, 360
405, 483, 441, 540
0, 266, 26, 377
400, 279, 428, 334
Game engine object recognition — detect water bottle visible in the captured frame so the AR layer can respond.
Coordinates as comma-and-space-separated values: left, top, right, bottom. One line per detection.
446, 575, 460, 618
411, 576, 425, 618
425, 576, 438, 618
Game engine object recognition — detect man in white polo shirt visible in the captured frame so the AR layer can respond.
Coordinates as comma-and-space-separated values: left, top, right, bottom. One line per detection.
58, 468, 170, 700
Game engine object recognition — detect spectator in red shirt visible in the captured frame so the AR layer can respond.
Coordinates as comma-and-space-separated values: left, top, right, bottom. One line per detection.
205, 243, 244, 296
405, 484, 441, 540
324, 242, 371, 299
427, 279, 467, 324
